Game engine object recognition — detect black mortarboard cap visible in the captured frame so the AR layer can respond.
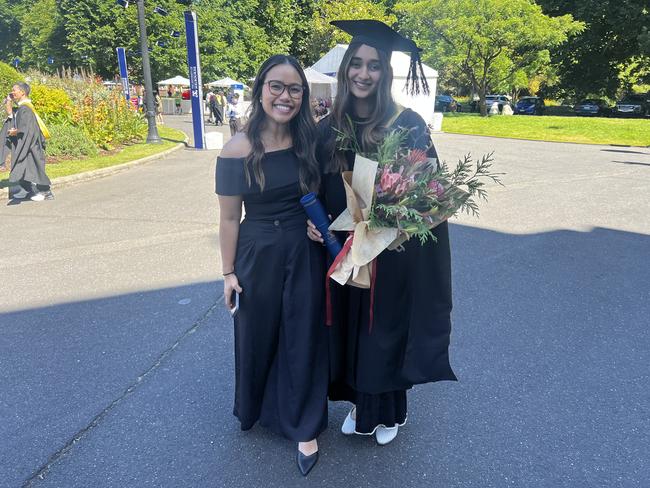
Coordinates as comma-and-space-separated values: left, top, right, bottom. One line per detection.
330, 19, 430, 96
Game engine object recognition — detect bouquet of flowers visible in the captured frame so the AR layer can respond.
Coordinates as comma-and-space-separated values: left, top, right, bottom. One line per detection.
327, 126, 502, 290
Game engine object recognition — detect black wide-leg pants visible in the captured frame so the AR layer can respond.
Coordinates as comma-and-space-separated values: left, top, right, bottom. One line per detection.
232, 216, 328, 442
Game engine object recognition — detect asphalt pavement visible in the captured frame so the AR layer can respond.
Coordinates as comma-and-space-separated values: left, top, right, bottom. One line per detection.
1, 115, 649, 488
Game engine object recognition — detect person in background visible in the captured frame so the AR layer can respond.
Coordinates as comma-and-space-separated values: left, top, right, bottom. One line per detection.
212, 90, 224, 126
227, 93, 243, 136
4, 82, 53, 201
216, 54, 326, 476
206, 90, 215, 123
154, 89, 164, 125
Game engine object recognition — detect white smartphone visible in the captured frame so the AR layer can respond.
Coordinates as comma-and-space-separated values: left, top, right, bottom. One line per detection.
229, 292, 239, 317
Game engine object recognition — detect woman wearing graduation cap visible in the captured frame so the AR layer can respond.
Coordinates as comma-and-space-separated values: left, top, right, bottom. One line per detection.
216, 54, 327, 476
309, 20, 457, 446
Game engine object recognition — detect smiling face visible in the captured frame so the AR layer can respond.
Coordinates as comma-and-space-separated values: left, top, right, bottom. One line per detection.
261, 63, 304, 125
346, 44, 383, 99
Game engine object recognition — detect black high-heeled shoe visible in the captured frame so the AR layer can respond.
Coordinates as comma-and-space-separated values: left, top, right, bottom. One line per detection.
297, 449, 319, 476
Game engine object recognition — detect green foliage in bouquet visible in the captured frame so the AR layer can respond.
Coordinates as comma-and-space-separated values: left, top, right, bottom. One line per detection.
336, 119, 503, 245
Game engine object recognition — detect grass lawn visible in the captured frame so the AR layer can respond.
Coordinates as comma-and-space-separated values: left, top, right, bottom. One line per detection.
1, 126, 186, 183
442, 113, 650, 147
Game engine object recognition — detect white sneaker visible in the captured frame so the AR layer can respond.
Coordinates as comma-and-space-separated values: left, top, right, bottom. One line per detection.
341, 407, 356, 435
30, 192, 45, 202
375, 425, 398, 445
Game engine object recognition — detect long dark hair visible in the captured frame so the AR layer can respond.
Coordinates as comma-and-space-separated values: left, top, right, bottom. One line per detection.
243, 54, 320, 194
326, 43, 397, 173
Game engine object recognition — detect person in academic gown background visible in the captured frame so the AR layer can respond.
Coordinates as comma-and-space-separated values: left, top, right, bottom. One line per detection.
309, 20, 457, 446
5, 82, 53, 201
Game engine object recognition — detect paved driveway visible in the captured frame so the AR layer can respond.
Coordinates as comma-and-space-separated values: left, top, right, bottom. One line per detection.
1, 118, 648, 487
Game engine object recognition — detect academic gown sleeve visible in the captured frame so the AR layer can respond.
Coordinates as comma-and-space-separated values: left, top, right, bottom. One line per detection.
0, 118, 12, 168
392, 108, 440, 160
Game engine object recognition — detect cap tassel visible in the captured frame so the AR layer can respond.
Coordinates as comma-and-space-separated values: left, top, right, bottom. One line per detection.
405, 51, 430, 97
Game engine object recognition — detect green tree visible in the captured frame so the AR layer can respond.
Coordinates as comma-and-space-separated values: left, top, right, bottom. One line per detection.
397, 0, 584, 115
56, 0, 300, 83
537, 0, 650, 98
18, 0, 69, 71
197, 0, 298, 81
0, 0, 22, 64
304, 0, 396, 66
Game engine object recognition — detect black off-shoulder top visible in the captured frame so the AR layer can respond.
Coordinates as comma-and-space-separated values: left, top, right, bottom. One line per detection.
215, 148, 305, 221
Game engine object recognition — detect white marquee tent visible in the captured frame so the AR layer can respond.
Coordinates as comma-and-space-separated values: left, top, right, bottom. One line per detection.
208, 77, 245, 87
303, 67, 337, 100
157, 75, 190, 86
311, 44, 439, 124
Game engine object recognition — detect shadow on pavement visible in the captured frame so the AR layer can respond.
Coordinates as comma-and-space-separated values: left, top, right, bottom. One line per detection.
1, 224, 648, 488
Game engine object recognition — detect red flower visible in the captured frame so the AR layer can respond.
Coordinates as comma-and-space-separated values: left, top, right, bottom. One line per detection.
407, 149, 428, 164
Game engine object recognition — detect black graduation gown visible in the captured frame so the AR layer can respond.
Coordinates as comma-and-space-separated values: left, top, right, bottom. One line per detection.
215, 149, 328, 442
1, 118, 12, 169
8, 104, 50, 187
317, 109, 457, 432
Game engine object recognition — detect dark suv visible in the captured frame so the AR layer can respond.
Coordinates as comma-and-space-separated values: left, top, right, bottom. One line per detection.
614, 94, 650, 117
435, 95, 460, 112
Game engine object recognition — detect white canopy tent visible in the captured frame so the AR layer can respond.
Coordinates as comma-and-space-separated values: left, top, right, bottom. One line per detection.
208, 77, 245, 87
303, 67, 337, 100
157, 75, 190, 86
310, 44, 439, 124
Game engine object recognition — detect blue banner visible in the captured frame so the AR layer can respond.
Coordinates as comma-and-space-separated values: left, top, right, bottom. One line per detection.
184, 10, 206, 149
116, 47, 130, 102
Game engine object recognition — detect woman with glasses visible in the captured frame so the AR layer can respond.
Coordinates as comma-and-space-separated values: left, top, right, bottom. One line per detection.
216, 55, 326, 476
309, 20, 456, 446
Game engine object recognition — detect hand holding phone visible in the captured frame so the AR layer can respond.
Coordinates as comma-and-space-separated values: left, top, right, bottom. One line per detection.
223, 272, 242, 317
229, 291, 239, 317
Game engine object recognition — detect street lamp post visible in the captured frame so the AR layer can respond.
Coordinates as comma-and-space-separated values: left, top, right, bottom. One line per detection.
136, 0, 161, 144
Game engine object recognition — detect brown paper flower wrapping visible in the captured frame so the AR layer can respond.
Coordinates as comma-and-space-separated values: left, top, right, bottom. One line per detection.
328, 155, 471, 288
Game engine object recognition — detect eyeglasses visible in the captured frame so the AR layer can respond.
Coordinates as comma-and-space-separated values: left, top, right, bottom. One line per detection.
265, 80, 305, 99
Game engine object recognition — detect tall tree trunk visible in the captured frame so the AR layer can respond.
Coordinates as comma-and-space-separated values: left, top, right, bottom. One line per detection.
478, 83, 487, 117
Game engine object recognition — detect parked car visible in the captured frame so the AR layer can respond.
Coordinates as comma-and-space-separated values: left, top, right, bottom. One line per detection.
573, 99, 613, 117
614, 94, 650, 117
514, 96, 545, 115
483, 94, 512, 113
435, 95, 461, 112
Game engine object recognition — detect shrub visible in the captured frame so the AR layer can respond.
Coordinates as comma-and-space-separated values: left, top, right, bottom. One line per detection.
0, 62, 25, 118
30, 84, 74, 125
46, 124, 98, 159
74, 87, 146, 149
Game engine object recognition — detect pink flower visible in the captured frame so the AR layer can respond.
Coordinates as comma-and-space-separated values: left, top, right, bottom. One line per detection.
380, 166, 403, 193
428, 179, 445, 199
394, 180, 411, 196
